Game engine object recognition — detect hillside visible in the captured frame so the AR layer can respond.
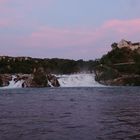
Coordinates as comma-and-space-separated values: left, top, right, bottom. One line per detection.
94, 40, 140, 86
0, 56, 98, 74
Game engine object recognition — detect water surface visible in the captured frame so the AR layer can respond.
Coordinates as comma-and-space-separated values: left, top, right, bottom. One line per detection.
0, 87, 140, 140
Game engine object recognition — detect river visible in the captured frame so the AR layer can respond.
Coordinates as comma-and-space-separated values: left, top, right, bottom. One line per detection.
0, 87, 140, 140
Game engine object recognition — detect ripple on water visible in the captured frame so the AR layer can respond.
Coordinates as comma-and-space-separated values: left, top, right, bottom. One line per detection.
0, 87, 140, 140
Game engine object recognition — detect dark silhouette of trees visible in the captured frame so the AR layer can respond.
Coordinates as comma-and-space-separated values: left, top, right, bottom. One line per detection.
0, 56, 98, 74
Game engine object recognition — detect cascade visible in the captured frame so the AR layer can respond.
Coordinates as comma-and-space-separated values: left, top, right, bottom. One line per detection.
56, 73, 102, 87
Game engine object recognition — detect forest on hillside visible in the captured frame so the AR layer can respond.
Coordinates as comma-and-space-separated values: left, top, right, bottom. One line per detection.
100, 47, 140, 74
0, 57, 99, 74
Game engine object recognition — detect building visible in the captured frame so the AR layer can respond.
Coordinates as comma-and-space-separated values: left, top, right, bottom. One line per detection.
118, 39, 140, 50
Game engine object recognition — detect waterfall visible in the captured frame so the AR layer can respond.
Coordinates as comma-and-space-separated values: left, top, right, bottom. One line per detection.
2, 76, 24, 89
0, 74, 103, 89
56, 73, 102, 87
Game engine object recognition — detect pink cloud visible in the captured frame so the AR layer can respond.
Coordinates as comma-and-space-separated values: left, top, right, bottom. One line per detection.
0, 0, 53, 29
0, 19, 14, 28
0, 1, 19, 17
103, 19, 140, 34
0, 0, 8, 4
20, 19, 140, 50
1, 18, 140, 59
20, 27, 96, 48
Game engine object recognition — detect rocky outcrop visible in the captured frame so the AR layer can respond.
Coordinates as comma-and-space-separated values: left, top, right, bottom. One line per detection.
94, 65, 120, 83
47, 74, 60, 87
15, 74, 33, 87
95, 39, 140, 86
94, 65, 140, 86
0, 74, 60, 88
109, 75, 140, 86
0, 74, 12, 86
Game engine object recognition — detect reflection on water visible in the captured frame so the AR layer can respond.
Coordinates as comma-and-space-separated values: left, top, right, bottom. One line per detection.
0, 87, 140, 140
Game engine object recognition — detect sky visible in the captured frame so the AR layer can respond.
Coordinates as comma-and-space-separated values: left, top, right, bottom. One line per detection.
0, 0, 140, 60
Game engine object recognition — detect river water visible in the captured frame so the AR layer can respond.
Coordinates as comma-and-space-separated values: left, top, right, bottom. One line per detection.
0, 87, 140, 140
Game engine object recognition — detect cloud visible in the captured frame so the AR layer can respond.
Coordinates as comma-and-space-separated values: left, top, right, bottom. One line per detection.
0, 1, 14, 14
0, 0, 54, 29
0, 0, 8, 4
103, 19, 140, 34
20, 27, 97, 48
0, 0, 140, 59
20, 19, 140, 49
1, 18, 140, 59
0, 16, 17, 28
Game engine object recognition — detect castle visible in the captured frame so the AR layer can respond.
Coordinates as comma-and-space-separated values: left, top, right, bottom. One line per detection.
118, 39, 140, 50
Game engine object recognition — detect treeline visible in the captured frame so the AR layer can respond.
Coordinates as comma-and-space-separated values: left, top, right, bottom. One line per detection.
0, 57, 99, 74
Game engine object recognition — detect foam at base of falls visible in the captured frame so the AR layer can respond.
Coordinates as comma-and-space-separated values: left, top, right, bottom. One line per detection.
56, 73, 102, 87
0, 73, 103, 89
2, 76, 24, 89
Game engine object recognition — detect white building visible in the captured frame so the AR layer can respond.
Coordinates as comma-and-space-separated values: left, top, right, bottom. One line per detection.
118, 39, 140, 50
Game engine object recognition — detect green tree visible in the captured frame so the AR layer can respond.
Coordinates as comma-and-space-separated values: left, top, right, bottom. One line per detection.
33, 67, 48, 87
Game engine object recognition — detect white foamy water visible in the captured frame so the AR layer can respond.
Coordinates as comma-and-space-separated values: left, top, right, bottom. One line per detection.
56, 73, 102, 87
0, 73, 102, 88
2, 76, 24, 89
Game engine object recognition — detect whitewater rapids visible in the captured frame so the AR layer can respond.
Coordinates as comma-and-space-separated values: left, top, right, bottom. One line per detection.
2, 76, 24, 89
0, 74, 102, 89
57, 73, 102, 87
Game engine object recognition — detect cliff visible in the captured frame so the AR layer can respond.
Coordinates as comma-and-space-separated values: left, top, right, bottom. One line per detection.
94, 40, 140, 86
94, 65, 140, 86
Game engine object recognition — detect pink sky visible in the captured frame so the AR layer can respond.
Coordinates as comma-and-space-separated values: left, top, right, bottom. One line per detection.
0, 0, 140, 59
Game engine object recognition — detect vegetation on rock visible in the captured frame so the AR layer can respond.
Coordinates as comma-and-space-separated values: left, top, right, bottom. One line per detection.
32, 68, 48, 87
95, 44, 140, 86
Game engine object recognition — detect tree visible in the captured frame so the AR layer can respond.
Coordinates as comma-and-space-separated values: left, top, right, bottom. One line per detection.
111, 42, 118, 49
33, 67, 48, 87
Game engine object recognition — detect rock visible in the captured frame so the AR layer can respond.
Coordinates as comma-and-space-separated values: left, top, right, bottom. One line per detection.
94, 65, 140, 86
0, 74, 12, 86
111, 75, 140, 86
0, 73, 60, 88
23, 75, 34, 87
16, 74, 33, 87
47, 74, 60, 87
94, 65, 120, 83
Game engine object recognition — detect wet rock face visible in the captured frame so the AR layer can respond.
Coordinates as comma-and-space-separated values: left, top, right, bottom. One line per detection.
47, 74, 60, 87
94, 65, 140, 86
0, 74, 60, 88
111, 75, 140, 86
0, 74, 12, 86
94, 65, 120, 82
15, 74, 33, 88
25, 73, 60, 87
